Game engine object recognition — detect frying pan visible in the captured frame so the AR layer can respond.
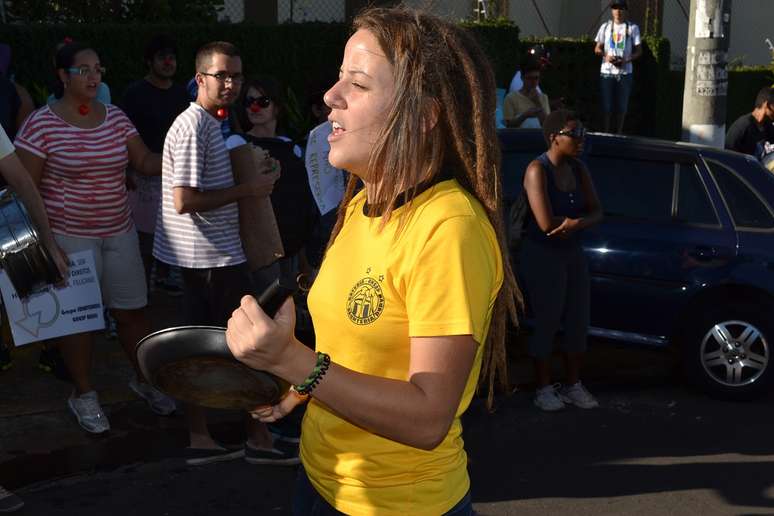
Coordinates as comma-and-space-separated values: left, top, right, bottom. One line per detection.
135, 274, 298, 410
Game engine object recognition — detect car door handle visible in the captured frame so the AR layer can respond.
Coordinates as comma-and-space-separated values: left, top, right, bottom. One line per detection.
687, 246, 717, 261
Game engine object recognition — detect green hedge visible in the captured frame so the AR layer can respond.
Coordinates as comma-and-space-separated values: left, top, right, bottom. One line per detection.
658, 67, 773, 140
517, 35, 672, 137
0, 22, 349, 106
5, 22, 760, 141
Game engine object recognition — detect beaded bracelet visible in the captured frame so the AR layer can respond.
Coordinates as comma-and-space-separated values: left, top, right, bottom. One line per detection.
294, 352, 331, 395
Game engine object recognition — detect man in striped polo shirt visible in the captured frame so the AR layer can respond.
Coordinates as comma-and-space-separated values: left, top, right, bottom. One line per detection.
153, 41, 292, 466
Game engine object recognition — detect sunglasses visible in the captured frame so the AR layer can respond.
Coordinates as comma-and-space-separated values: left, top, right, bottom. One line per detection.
199, 71, 244, 84
244, 95, 272, 109
67, 66, 107, 77
556, 127, 587, 139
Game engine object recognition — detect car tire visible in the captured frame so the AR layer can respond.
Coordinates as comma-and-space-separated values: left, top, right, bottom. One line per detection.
681, 303, 774, 401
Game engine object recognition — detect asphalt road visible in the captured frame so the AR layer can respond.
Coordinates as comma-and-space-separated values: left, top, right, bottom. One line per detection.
12, 345, 774, 516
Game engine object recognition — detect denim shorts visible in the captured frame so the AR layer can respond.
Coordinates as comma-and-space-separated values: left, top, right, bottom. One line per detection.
599, 73, 633, 114
292, 466, 474, 515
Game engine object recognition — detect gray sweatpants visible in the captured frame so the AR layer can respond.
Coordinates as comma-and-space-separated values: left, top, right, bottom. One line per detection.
518, 238, 590, 359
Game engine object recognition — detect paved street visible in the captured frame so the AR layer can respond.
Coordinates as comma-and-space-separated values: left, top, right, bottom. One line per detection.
9, 346, 774, 516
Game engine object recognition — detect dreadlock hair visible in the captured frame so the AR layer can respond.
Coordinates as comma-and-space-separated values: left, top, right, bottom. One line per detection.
325, 7, 522, 410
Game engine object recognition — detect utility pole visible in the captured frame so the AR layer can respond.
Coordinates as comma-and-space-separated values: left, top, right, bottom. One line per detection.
681, 0, 732, 147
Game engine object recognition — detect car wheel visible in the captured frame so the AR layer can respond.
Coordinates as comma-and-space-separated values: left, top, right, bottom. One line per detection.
682, 304, 773, 400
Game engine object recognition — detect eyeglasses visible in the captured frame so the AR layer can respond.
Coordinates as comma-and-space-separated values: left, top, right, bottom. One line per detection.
199, 71, 244, 84
244, 95, 272, 109
556, 127, 587, 139
67, 66, 107, 77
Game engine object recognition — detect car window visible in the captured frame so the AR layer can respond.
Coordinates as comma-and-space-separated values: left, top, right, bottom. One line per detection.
676, 164, 718, 225
501, 151, 540, 202
708, 161, 774, 229
586, 156, 673, 221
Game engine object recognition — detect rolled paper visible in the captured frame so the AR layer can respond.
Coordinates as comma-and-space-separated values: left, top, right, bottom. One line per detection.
229, 143, 284, 271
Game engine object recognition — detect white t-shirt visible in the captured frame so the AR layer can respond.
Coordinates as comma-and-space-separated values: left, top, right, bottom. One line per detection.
595, 21, 641, 75
0, 125, 13, 160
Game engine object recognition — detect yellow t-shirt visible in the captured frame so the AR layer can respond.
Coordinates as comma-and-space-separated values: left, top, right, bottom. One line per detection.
301, 178, 503, 515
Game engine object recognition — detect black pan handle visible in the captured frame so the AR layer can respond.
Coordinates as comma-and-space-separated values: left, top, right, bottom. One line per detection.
257, 261, 299, 318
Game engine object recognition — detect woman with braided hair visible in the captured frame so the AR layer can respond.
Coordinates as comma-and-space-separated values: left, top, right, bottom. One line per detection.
226, 7, 520, 515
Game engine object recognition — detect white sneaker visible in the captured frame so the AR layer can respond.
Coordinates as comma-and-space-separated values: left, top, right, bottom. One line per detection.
559, 381, 599, 409
534, 383, 565, 412
68, 390, 110, 434
129, 378, 177, 416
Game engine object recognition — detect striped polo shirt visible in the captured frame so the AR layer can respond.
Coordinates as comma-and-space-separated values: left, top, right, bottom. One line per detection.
14, 104, 137, 238
153, 102, 245, 268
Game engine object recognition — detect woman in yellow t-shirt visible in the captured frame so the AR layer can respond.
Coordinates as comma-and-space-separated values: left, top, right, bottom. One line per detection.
226, 7, 521, 515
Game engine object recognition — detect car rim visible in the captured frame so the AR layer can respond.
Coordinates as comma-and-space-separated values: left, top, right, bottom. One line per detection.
700, 320, 769, 388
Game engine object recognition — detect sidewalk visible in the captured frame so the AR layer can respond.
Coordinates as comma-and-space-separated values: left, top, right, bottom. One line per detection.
0, 287, 675, 491
0, 289, 245, 489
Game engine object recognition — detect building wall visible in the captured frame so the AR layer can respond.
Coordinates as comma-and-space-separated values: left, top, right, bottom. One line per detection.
510, 0, 609, 39
229, 0, 773, 66
664, 0, 773, 67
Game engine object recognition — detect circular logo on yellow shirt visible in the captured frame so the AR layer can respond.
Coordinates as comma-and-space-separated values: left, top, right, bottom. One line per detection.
346, 277, 385, 325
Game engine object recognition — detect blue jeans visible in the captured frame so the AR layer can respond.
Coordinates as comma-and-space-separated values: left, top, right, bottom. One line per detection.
292, 466, 474, 515
599, 73, 633, 114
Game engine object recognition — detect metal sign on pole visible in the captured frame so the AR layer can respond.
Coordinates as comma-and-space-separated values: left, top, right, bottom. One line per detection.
681, 0, 732, 148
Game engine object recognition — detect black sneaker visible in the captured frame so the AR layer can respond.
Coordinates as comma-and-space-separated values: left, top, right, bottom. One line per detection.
38, 346, 72, 382
268, 421, 301, 444
0, 346, 11, 372
244, 441, 300, 466
183, 445, 244, 467
0, 484, 23, 512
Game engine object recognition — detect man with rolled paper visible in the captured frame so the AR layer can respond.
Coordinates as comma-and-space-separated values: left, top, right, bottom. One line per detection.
153, 41, 298, 466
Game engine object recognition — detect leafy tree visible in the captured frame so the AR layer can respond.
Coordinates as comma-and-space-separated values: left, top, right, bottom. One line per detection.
6, 0, 225, 24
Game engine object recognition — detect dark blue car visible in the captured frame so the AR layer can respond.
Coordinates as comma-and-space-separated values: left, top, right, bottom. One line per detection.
500, 129, 774, 400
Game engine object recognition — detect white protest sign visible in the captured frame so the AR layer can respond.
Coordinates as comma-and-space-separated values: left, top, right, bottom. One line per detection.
0, 250, 105, 346
305, 121, 346, 215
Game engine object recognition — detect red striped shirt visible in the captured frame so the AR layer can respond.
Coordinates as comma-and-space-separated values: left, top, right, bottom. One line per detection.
15, 105, 138, 238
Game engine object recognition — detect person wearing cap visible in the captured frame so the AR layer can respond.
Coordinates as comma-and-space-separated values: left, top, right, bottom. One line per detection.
120, 35, 190, 298
594, 0, 642, 134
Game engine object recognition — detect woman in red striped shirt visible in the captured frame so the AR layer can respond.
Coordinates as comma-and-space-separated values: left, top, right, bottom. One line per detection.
16, 42, 175, 433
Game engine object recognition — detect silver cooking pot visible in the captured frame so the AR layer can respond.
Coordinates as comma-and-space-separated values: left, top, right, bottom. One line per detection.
0, 189, 62, 298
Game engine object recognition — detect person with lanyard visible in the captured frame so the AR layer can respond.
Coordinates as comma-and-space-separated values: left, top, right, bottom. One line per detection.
121, 35, 189, 296
153, 41, 292, 466
225, 7, 520, 515
15, 41, 169, 434
518, 110, 603, 412
594, 0, 642, 134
